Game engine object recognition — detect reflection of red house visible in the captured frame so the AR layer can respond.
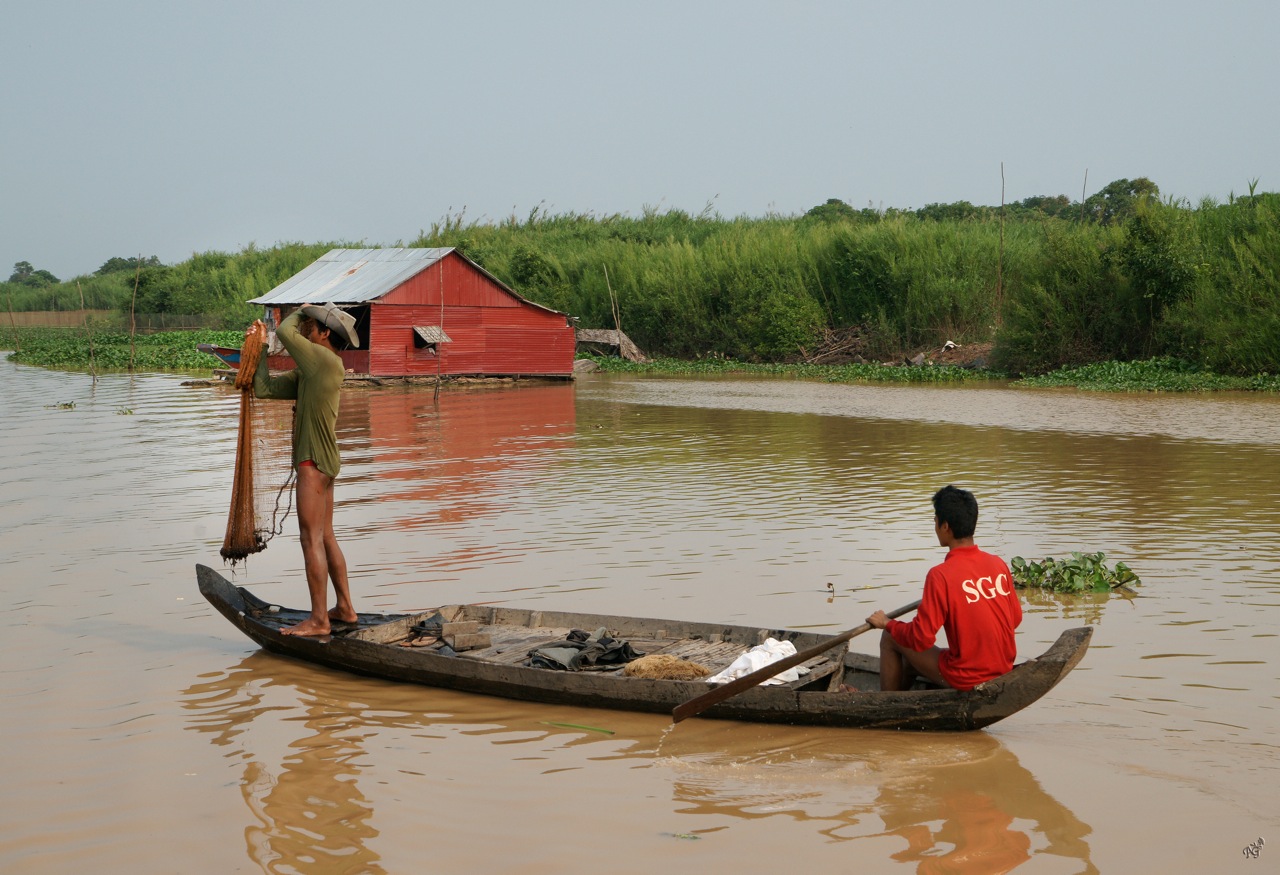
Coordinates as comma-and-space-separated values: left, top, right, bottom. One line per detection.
337, 383, 577, 535
249, 248, 576, 378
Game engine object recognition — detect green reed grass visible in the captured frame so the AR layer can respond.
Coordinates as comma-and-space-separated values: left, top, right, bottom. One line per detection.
8, 188, 1280, 379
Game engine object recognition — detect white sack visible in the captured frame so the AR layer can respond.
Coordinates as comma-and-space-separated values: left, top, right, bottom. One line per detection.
704, 638, 810, 685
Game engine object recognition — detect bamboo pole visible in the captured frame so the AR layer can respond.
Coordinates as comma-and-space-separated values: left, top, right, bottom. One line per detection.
604, 264, 621, 334
129, 255, 141, 373
1080, 169, 1089, 223
434, 259, 445, 403
997, 162, 1005, 328
77, 280, 97, 385
4, 282, 18, 354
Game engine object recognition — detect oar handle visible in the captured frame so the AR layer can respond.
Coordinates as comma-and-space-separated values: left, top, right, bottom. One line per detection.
671, 599, 921, 724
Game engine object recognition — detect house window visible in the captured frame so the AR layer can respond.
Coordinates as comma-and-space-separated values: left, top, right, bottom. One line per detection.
413, 325, 452, 355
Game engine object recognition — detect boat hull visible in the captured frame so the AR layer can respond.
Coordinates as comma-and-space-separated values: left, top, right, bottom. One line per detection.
197, 564, 1091, 730
196, 343, 240, 366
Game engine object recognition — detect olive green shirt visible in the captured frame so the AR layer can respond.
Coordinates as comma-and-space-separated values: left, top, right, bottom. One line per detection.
253, 310, 345, 477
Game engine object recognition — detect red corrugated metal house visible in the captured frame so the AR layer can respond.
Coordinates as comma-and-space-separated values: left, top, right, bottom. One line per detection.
248, 247, 577, 378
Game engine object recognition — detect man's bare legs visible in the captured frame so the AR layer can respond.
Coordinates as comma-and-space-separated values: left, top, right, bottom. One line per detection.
282, 463, 357, 637
878, 631, 948, 691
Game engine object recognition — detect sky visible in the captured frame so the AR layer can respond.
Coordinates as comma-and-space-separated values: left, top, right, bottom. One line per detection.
3, 0, 1278, 281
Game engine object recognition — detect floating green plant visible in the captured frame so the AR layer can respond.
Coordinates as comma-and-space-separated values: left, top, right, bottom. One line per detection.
1011, 552, 1140, 593
1014, 357, 1280, 393
584, 354, 1003, 384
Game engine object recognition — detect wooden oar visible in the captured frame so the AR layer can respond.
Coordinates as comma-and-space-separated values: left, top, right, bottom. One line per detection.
671, 600, 921, 724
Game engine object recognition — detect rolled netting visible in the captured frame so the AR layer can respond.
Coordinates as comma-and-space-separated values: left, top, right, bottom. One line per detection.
221, 325, 294, 563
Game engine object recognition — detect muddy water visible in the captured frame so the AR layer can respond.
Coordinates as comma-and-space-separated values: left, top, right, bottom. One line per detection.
2, 359, 1277, 874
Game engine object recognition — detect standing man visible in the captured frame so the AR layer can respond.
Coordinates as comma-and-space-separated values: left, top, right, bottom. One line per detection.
248, 302, 360, 637
866, 485, 1021, 691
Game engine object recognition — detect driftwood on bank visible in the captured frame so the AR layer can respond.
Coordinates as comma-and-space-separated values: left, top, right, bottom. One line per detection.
575, 328, 649, 363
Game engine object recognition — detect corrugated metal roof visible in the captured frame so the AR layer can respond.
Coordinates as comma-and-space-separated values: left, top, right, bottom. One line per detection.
248, 248, 453, 305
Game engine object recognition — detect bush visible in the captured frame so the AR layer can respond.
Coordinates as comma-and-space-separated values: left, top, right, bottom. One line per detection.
993, 222, 1131, 374
1160, 194, 1280, 375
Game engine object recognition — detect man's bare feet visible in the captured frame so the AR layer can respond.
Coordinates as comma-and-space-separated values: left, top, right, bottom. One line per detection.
838, 684, 864, 694
328, 606, 358, 625
281, 617, 331, 637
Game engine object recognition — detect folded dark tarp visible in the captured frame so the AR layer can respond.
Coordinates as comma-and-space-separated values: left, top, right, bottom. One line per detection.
527, 627, 644, 671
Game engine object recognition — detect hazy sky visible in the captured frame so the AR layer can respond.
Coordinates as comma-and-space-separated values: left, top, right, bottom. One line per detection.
4, 1, 1277, 280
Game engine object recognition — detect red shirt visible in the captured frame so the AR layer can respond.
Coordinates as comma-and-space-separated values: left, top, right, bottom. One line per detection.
886, 544, 1022, 690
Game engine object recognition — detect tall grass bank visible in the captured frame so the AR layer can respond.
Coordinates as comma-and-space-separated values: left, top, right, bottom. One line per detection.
6, 180, 1279, 376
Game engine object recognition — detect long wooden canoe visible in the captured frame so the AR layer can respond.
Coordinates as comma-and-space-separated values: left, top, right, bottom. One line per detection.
197, 564, 1091, 731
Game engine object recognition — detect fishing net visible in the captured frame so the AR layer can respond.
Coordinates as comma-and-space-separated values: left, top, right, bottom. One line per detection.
220, 325, 295, 563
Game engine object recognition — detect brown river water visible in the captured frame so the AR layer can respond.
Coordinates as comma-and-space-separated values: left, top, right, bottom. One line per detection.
2, 358, 1277, 873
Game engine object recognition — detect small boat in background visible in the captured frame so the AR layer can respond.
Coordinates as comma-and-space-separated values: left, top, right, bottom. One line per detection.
197, 343, 295, 373
196, 343, 241, 367
197, 565, 1092, 731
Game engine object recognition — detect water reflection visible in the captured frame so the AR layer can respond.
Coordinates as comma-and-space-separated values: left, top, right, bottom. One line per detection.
7, 358, 1278, 870
184, 660, 387, 875
238, 737, 382, 874
323, 384, 579, 593
1019, 587, 1129, 626
182, 653, 1095, 874
871, 743, 1095, 873
336, 384, 576, 520
663, 728, 1095, 874
577, 375, 1280, 580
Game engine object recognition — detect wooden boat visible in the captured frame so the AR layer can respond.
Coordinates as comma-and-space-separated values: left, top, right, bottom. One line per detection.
196, 343, 241, 366
196, 343, 295, 372
197, 564, 1092, 731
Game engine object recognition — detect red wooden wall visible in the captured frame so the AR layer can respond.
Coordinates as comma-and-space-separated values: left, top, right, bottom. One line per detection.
369, 253, 575, 377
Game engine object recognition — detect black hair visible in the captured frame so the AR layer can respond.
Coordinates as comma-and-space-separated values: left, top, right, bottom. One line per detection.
327, 329, 351, 351
932, 485, 979, 539
297, 313, 350, 350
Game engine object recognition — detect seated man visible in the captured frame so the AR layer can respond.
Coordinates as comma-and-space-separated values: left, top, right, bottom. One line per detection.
865, 485, 1022, 691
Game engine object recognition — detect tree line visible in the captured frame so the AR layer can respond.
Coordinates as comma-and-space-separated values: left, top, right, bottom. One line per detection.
5, 177, 1278, 375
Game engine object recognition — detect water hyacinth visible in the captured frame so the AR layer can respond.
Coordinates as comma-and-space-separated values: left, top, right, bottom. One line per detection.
1010, 552, 1141, 593
1013, 357, 1280, 393
584, 354, 1004, 384
1, 326, 243, 371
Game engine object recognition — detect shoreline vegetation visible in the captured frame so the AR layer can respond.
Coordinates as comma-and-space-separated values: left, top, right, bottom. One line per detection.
583, 352, 1280, 392
5, 176, 1278, 391
5, 325, 1278, 393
